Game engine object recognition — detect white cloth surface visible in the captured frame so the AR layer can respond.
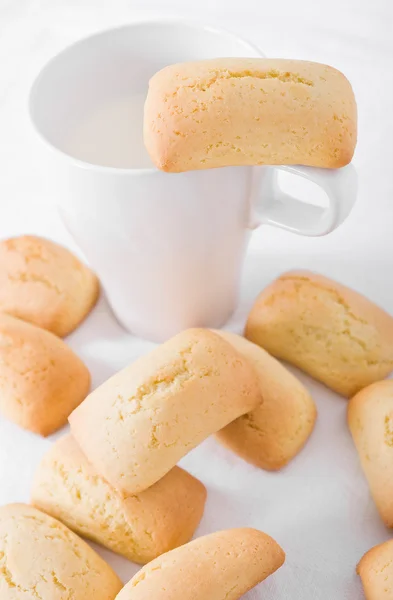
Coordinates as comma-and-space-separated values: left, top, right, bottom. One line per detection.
0, 0, 393, 597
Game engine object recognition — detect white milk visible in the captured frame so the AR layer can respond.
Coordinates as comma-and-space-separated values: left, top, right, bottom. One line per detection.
63, 92, 153, 169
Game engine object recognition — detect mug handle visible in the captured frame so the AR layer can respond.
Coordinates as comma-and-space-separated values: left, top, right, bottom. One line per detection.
249, 163, 358, 236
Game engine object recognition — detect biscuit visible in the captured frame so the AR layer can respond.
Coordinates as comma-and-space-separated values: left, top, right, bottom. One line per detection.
357, 539, 393, 599
348, 379, 393, 526
115, 528, 285, 600
69, 328, 261, 495
32, 434, 207, 564
214, 331, 316, 470
0, 313, 90, 435
0, 235, 99, 337
0, 503, 122, 599
245, 271, 393, 397
144, 58, 356, 172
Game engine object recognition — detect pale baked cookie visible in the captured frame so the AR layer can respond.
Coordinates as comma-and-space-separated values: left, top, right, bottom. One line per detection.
246, 271, 393, 397
214, 330, 316, 470
115, 528, 285, 600
0, 313, 90, 435
144, 58, 356, 172
32, 434, 207, 564
348, 380, 393, 526
357, 539, 393, 599
0, 503, 122, 599
69, 328, 261, 495
0, 235, 99, 337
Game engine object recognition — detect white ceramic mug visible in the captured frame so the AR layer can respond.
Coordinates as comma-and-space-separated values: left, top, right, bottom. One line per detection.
29, 19, 357, 342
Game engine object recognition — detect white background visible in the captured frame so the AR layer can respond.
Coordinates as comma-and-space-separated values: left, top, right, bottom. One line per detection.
0, 0, 393, 598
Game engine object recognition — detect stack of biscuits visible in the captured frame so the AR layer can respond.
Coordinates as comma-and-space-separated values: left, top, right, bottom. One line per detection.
0, 235, 289, 598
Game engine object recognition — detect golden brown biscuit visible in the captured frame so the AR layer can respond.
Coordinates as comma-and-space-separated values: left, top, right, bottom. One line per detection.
0, 313, 90, 435
246, 271, 393, 397
214, 330, 316, 470
348, 380, 393, 526
357, 539, 393, 599
32, 434, 207, 564
0, 235, 99, 336
144, 58, 357, 173
0, 503, 122, 599
69, 328, 261, 495
115, 528, 285, 600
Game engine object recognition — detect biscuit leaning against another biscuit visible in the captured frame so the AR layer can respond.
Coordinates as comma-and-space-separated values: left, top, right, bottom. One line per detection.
0, 235, 99, 337
214, 330, 316, 470
0, 313, 90, 435
357, 539, 393, 599
32, 434, 207, 564
115, 528, 285, 600
348, 380, 393, 527
245, 271, 393, 398
144, 57, 356, 172
0, 503, 122, 600
69, 328, 261, 495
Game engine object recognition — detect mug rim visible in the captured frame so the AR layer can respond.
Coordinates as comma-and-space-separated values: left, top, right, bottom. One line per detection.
28, 17, 265, 176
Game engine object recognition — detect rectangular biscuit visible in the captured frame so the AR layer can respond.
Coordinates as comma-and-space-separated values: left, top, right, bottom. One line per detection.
0, 235, 99, 337
246, 271, 393, 397
0, 313, 90, 435
116, 528, 285, 600
214, 330, 316, 470
348, 380, 393, 527
357, 539, 393, 599
32, 434, 206, 564
69, 328, 260, 495
144, 58, 357, 172
0, 503, 122, 599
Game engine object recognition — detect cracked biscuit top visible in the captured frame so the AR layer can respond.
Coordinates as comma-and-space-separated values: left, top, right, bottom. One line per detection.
69, 328, 261, 496
0, 503, 122, 599
357, 538, 393, 599
214, 330, 317, 471
348, 380, 393, 527
0, 235, 99, 337
245, 270, 393, 397
0, 313, 90, 435
31, 434, 206, 564
116, 528, 285, 600
144, 58, 357, 172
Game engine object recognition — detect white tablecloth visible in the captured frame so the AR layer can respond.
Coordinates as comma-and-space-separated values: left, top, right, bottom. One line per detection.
0, 0, 392, 597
